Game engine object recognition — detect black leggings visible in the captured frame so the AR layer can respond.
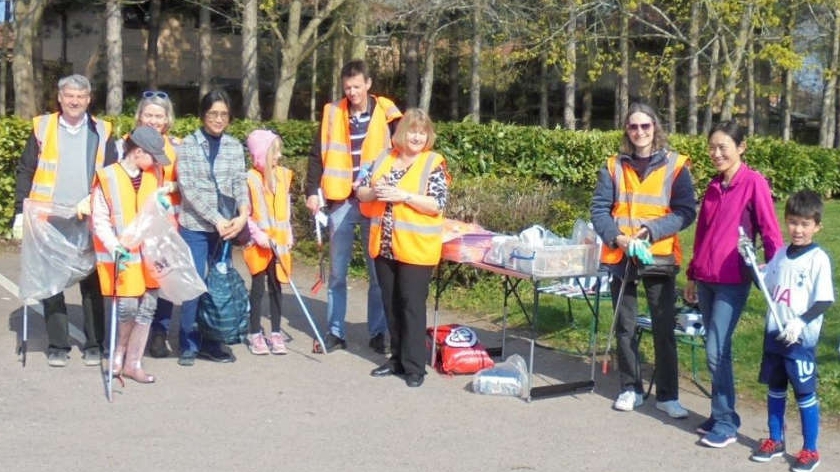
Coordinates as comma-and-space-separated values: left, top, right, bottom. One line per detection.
248, 263, 283, 334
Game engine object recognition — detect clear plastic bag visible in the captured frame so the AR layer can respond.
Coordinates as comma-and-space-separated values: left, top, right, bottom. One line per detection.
471, 353, 530, 398
19, 199, 96, 301
120, 199, 207, 303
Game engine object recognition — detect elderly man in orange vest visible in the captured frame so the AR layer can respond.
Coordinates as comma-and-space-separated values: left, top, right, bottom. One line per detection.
304, 59, 402, 353
13, 74, 118, 367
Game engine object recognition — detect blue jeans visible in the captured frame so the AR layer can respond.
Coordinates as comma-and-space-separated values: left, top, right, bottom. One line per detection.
697, 280, 751, 437
177, 227, 221, 354
326, 199, 387, 339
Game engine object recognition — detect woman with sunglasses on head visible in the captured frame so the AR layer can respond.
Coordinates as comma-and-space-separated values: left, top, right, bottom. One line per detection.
126, 90, 181, 359
590, 102, 697, 418
174, 89, 249, 366
684, 121, 783, 448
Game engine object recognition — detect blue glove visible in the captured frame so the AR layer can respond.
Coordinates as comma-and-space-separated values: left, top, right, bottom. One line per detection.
629, 239, 654, 265
114, 245, 131, 272
156, 187, 172, 210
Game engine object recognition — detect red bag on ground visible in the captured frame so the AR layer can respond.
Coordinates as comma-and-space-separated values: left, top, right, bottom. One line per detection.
427, 324, 494, 375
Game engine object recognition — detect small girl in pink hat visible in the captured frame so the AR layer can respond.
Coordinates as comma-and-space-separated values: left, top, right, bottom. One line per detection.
242, 129, 294, 355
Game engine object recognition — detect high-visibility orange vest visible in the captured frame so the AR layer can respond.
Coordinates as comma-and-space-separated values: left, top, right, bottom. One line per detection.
29, 113, 112, 202
93, 164, 161, 297
242, 167, 294, 282
122, 132, 181, 220
367, 151, 447, 266
600, 152, 688, 265
319, 96, 402, 200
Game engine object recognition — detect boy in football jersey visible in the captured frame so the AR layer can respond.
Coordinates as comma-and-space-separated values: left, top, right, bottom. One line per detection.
750, 190, 834, 472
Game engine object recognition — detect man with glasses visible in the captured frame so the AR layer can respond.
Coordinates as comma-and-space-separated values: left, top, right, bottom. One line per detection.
13, 74, 118, 367
305, 59, 402, 354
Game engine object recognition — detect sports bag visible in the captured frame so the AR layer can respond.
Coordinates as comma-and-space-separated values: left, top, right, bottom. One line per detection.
427, 324, 494, 375
198, 242, 249, 344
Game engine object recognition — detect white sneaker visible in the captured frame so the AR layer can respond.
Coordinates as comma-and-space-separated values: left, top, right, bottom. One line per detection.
656, 400, 689, 418
613, 390, 643, 411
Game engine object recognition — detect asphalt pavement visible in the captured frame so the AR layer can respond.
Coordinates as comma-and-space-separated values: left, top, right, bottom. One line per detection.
1, 242, 838, 472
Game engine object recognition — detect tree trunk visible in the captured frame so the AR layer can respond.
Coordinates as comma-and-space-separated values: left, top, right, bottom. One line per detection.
146, 0, 161, 90
469, 0, 483, 123
331, 32, 344, 101
617, 7, 629, 125
0, 55, 7, 116
199, 2, 212, 100
13, 0, 47, 119
350, 0, 368, 60
310, 0, 320, 121
418, 31, 437, 114
781, 10, 795, 142
782, 67, 793, 142
747, 36, 755, 136
106, 0, 123, 115
703, 35, 720, 135
687, 1, 700, 135
720, 2, 754, 121
668, 60, 676, 133
405, 34, 420, 108
563, 0, 576, 130
539, 49, 548, 128
821, 7, 840, 148
448, 40, 459, 120
242, 0, 260, 120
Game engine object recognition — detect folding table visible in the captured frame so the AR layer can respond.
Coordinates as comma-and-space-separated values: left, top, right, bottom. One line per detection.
431, 258, 604, 401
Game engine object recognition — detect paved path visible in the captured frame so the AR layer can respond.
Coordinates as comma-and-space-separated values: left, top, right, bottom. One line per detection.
1, 243, 838, 472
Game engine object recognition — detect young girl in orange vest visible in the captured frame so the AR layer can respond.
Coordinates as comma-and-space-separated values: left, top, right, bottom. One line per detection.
243, 130, 294, 355
91, 126, 172, 383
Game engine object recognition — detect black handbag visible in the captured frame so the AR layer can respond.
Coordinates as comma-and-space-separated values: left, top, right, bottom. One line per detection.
635, 254, 680, 277
217, 193, 251, 246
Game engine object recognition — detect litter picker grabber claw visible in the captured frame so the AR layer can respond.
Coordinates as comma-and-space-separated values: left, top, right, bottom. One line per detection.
738, 226, 786, 334
311, 189, 327, 295
270, 241, 328, 354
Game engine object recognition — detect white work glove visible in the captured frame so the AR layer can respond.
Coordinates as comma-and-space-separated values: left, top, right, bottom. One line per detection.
779, 317, 805, 346
76, 194, 92, 219
12, 213, 23, 240
156, 182, 176, 195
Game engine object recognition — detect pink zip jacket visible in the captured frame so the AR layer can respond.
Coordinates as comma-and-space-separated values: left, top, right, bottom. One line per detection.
686, 163, 783, 284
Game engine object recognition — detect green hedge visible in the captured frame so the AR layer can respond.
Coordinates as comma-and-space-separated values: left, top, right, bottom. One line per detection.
3, 116, 840, 237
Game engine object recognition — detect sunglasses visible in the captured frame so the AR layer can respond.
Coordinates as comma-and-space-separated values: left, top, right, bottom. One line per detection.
142, 90, 169, 99
626, 122, 653, 132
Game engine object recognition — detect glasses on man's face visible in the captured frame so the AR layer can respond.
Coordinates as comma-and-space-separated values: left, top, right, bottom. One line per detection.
142, 90, 169, 100
206, 110, 230, 120
626, 122, 653, 132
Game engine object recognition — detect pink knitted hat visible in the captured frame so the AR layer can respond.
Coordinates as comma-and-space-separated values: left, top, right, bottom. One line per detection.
246, 129, 280, 171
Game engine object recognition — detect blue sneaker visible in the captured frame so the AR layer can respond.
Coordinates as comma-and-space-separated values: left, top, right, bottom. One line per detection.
700, 431, 737, 448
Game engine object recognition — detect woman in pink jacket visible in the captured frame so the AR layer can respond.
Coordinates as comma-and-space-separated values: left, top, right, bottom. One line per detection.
685, 121, 783, 448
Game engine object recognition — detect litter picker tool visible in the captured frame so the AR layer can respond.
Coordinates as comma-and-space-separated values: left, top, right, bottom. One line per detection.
18, 305, 28, 367
738, 226, 786, 333
602, 260, 632, 374
270, 241, 328, 354
311, 189, 328, 295
106, 252, 122, 403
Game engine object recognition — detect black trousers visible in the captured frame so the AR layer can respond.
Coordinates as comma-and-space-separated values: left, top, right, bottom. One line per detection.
374, 257, 433, 376
611, 272, 679, 401
248, 261, 283, 334
41, 271, 105, 352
